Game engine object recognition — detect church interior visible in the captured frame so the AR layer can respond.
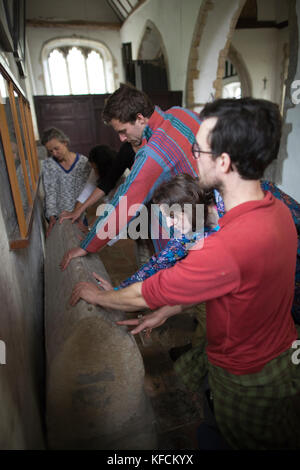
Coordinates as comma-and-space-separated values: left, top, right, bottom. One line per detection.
0, 0, 300, 450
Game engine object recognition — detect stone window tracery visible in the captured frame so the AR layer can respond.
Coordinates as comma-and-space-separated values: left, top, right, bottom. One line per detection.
42, 39, 115, 95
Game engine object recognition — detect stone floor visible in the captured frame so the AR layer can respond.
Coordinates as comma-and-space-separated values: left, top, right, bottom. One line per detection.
99, 238, 204, 450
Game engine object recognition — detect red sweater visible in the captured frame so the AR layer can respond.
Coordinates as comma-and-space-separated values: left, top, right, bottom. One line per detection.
142, 192, 298, 375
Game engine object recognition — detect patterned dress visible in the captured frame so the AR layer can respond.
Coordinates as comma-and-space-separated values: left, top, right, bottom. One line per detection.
42, 153, 90, 220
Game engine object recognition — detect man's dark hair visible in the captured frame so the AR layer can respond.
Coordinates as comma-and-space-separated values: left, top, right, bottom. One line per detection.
199, 98, 282, 180
103, 83, 155, 124
88, 145, 116, 182
152, 173, 214, 230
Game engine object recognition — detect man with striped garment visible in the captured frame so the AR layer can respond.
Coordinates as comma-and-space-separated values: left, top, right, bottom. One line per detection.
60, 84, 201, 270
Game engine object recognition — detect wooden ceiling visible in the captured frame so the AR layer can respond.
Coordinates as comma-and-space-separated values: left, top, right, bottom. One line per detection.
105, 0, 145, 23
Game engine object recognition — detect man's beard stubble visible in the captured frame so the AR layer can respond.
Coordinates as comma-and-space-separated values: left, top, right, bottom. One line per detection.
198, 177, 224, 196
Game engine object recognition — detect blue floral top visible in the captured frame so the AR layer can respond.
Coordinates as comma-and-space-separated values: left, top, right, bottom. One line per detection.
117, 227, 219, 289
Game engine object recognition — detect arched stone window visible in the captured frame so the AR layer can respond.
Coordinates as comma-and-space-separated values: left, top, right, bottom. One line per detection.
42, 38, 115, 95
137, 20, 169, 90
222, 46, 252, 99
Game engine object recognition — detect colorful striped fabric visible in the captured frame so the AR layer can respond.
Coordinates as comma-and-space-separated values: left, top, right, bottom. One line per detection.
80, 106, 201, 253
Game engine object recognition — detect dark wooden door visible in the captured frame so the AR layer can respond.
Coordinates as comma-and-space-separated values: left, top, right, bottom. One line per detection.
92, 95, 122, 152
34, 94, 121, 156
34, 92, 183, 156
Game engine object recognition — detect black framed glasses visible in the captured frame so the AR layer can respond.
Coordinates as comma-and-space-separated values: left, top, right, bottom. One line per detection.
192, 141, 214, 160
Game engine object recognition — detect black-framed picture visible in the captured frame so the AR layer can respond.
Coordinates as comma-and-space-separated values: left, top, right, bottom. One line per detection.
0, 0, 14, 52
12, 0, 26, 77
1, 0, 26, 78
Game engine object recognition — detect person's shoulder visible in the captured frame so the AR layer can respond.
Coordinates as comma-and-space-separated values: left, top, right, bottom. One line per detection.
165, 106, 201, 122
134, 144, 148, 160
77, 154, 90, 168
271, 192, 296, 219
77, 154, 88, 162
149, 106, 200, 141
42, 158, 55, 170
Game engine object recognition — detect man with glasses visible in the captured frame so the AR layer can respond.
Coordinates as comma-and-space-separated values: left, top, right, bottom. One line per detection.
70, 97, 300, 450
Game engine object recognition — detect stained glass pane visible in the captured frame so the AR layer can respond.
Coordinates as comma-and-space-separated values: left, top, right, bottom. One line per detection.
86, 51, 106, 94
48, 49, 70, 95
67, 47, 88, 94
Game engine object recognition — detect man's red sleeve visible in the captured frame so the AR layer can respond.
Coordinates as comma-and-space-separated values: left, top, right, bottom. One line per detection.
142, 236, 240, 309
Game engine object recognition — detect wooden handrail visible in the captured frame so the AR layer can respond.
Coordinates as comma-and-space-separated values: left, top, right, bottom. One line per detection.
0, 59, 41, 247
0, 98, 27, 238
8, 81, 33, 207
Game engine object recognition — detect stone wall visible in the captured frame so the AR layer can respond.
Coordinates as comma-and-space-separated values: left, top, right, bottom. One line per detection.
0, 189, 46, 449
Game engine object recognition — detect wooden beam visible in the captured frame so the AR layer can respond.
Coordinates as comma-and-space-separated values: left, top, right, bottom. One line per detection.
19, 97, 37, 192
9, 177, 41, 250
24, 103, 40, 181
8, 82, 33, 207
236, 19, 288, 29
128, 0, 147, 17
26, 19, 121, 30
0, 97, 27, 238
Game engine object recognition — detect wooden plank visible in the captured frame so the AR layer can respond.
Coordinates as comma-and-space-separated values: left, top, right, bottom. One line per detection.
9, 176, 41, 251
19, 96, 37, 191
0, 96, 27, 238
0, 62, 41, 246
9, 238, 30, 250
8, 82, 33, 207
236, 19, 288, 29
26, 19, 121, 30
25, 102, 40, 179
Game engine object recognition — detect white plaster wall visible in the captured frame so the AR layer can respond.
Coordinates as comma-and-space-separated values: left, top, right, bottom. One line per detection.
274, 28, 289, 106
26, 27, 123, 96
279, 1, 300, 202
0, 198, 45, 449
231, 28, 287, 103
120, 0, 202, 104
191, 0, 246, 110
138, 24, 162, 60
